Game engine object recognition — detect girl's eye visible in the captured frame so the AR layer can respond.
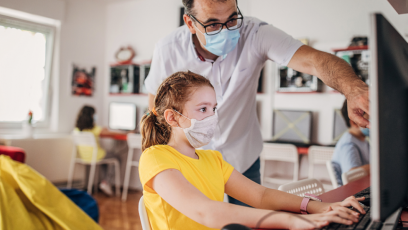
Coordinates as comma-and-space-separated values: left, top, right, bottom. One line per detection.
213, 107, 217, 112
199, 108, 206, 112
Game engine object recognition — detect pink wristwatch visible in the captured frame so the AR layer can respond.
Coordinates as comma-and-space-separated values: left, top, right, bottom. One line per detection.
300, 193, 322, 214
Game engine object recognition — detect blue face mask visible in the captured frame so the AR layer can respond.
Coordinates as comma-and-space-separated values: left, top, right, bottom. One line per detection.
195, 24, 240, 57
93, 114, 98, 122
360, 128, 370, 137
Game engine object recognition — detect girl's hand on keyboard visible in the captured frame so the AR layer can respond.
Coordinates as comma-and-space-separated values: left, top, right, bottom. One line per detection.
288, 207, 356, 229
331, 196, 366, 214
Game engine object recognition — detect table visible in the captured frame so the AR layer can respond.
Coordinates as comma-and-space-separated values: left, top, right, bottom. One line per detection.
320, 175, 371, 203
100, 133, 128, 141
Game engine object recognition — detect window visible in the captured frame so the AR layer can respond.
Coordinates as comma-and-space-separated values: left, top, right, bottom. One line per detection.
0, 15, 55, 125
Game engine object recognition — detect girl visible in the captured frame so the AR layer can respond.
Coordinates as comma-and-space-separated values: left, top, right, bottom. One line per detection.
139, 71, 365, 230
75, 105, 128, 196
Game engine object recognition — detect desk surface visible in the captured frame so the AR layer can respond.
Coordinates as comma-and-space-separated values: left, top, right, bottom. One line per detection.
100, 133, 128, 141
320, 175, 371, 203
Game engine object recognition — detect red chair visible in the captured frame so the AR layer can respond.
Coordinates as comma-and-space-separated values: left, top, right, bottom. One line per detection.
0, 146, 26, 163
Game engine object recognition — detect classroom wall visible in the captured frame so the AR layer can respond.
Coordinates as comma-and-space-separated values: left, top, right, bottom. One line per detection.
0, 0, 107, 133
105, 0, 408, 144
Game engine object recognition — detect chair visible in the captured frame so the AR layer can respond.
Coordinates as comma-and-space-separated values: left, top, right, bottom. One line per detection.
308, 146, 335, 179
139, 196, 151, 230
67, 132, 120, 196
278, 178, 325, 197
122, 133, 142, 201
326, 161, 339, 188
261, 143, 299, 185
342, 167, 368, 185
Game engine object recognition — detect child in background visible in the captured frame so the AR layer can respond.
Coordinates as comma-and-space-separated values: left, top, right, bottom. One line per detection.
139, 71, 366, 230
74, 105, 127, 196
331, 100, 370, 186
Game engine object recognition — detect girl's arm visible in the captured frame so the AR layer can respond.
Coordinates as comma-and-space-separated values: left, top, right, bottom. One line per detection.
150, 169, 358, 229
225, 169, 366, 215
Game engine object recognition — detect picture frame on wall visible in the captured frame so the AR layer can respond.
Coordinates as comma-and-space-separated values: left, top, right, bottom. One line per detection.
71, 64, 96, 97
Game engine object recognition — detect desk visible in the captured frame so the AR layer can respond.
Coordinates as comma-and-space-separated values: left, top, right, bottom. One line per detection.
100, 133, 128, 141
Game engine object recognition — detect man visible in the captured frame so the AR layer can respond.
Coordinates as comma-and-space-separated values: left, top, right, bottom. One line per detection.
331, 100, 370, 186
144, 0, 370, 206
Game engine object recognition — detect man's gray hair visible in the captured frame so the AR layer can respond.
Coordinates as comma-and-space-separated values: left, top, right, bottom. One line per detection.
182, 0, 236, 16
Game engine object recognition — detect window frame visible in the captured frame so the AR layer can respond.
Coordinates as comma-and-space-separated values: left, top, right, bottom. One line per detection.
0, 14, 56, 129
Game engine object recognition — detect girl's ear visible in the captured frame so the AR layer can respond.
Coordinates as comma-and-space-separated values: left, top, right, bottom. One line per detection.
164, 109, 180, 128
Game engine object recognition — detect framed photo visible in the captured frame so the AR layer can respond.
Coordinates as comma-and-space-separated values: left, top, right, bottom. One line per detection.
71, 64, 96, 97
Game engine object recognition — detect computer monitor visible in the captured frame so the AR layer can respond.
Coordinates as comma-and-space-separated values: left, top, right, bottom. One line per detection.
370, 13, 408, 221
108, 102, 137, 131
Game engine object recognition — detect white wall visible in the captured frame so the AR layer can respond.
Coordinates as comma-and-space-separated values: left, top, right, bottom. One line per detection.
0, 0, 107, 134
58, 0, 107, 133
105, 0, 408, 144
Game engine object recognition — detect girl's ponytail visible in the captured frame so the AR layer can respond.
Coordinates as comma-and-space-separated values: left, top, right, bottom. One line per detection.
140, 110, 171, 151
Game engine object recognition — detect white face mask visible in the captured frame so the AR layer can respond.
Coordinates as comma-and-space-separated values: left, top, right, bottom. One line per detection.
173, 110, 218, 149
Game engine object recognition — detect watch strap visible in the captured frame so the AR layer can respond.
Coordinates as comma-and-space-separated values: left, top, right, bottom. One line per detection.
300, 197, 310, 214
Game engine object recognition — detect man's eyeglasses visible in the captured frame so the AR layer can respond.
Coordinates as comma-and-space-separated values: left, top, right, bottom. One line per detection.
189, 7, 244, 36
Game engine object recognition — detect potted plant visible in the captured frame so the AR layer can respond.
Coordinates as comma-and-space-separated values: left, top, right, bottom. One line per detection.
22, 111, 34, 138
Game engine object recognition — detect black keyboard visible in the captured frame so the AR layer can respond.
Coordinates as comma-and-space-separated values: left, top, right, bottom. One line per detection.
324, 187, 375, 230
353, 187, 371, 206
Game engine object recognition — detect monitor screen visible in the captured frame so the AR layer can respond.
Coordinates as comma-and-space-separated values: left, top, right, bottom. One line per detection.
370, 13, 408, 221
108, 102, 137, 131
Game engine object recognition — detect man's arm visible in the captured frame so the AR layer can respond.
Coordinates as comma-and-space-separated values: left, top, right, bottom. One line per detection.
148, 93, 155, 110
287, 45, 370, 128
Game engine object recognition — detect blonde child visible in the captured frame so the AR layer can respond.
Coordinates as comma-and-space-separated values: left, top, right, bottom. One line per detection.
139, 71, 365, 230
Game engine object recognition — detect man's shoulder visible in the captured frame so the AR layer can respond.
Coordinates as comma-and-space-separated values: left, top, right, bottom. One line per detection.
155, 25, 191, 50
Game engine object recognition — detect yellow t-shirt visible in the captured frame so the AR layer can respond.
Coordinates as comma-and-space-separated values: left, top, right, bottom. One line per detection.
139, 145, 234, 230
74, 126, 106, 162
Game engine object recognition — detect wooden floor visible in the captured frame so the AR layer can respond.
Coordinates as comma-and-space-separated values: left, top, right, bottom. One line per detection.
93, 190, 143, 230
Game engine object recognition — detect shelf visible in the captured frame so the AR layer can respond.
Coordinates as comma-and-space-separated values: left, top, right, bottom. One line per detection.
275, 91, 321, 94
332, 45, 368, 52
109, 93, 148, 96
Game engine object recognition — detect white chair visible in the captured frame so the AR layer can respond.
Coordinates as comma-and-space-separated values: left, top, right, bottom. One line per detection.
67, 132, 120, 196
308, 146, 335, 179
122, 133, 142, 201
342, 167, 367, 185
278, 178, 325, 197
326, 161, 339, 188
261, 143, 299, 185
139, 196, 151, 230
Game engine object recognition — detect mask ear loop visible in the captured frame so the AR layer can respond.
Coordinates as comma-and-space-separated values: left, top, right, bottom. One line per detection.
173, 109, 189, 129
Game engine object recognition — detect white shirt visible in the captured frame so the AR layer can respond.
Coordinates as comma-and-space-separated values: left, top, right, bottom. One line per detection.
145, 17, 303, 173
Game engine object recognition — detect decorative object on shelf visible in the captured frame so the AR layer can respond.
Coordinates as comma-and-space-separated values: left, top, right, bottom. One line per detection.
276, 66, 323, 92
71, 64, 96, 97
22, 111, 34, 138
110, 62, 151, 94
115, 46, 136, 65
276, 38, 322, 93
333, 43, 370, 86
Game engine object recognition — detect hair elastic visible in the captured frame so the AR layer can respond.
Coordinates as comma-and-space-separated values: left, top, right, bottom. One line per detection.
152, 107, 158, 116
